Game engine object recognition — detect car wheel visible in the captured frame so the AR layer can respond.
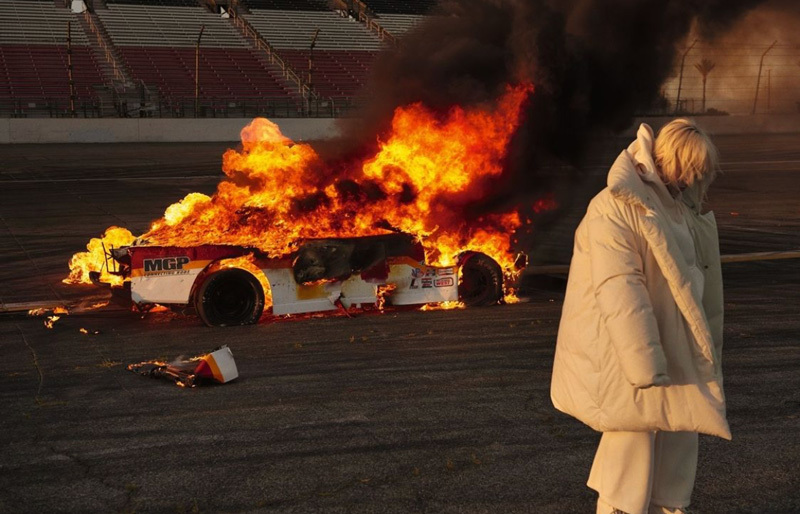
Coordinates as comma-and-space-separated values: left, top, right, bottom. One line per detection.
458, 253, 503, 307
195, 268, 265, 327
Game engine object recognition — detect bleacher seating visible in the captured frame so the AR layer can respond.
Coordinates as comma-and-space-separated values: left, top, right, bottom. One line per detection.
243, 0, 328, 10
0, 0, 432, 115
0, 0, 89, 46
246, 10, 383, 51
118, 46, 290, 98
96, 4, 291, 99
0, 45, 103, 99
279, 49, 376, 97
364, 0, 437, 15
373, 14, 424, 36
97, 5, 246, 48
245, 9, 383, 97
0, 0, 105, 102
106, 0, 199, 6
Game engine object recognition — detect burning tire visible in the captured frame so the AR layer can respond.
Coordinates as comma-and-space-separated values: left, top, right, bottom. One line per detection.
458, 252, 503, 306
195, 269, 265, 327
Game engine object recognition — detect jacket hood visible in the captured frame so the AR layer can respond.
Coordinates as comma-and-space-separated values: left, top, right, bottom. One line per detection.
609, 123, 707, 214
607, 123, 674, 213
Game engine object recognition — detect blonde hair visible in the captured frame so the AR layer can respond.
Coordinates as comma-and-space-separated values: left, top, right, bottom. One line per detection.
654, 118, 719, 195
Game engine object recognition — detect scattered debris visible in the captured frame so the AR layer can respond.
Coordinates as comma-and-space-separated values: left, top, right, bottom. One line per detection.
7, 300, 110, 316
44, 316, 60, 329
420, 301, 464, 311
79, 328, 101, 335
127, 345, 238, 388
28, 305, 68, 317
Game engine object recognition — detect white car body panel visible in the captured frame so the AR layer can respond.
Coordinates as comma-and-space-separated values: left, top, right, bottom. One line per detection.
130, 259, 211, 305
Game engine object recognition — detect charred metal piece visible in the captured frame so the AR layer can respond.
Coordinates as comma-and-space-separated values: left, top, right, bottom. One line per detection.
292, 233, 422, 284
127, 345, 239, 387
292, 239, 387, 283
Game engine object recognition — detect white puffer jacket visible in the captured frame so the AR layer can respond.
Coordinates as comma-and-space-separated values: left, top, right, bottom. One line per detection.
550, 124, 730, 440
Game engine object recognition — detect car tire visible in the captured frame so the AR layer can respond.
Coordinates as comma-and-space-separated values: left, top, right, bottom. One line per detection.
458, 253, 503, 307
195, 268, 265, 327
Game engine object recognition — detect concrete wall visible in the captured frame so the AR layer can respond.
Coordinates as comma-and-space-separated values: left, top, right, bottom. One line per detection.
1, 114, 798, 144
0, 118, 9, 145
0, 118, 339, 144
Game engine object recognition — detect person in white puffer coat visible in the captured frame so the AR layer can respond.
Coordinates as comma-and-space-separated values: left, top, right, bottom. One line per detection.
550, 118, 729, 514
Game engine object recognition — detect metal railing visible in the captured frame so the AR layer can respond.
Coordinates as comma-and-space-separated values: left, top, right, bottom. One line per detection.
0, 95, 361, 119
0, 97, 102, 118
340, 0, 399, 46
358, 13, 398, 46
149, 96, 334, 118
82, 9, 126, 84
228, 6, 317, 100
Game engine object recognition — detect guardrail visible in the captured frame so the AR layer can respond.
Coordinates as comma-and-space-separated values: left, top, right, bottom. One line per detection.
526, 250, 800, 275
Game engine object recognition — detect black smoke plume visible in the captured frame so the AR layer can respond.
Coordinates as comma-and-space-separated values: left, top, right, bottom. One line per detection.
332, 0, 786, 214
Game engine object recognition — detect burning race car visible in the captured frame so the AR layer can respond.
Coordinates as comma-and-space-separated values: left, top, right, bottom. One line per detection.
94, 233, 511, 327
70, 89, 538, 325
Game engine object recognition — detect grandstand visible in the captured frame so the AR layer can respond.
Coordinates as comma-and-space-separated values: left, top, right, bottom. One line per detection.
365, 0, 433, 36
243, 8, 383, 98
362, 0, 437, 14
369, 14, 424, 37
96, 1, 296, 116
0, 0, 105, 116
0, 0, 436, 118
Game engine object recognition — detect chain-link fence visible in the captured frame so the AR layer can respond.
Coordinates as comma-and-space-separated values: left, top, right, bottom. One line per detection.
655, 42, 800, 116
0, 94, 369, 119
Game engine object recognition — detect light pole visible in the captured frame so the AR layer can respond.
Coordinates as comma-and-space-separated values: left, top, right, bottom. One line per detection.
195, 25, 205, 118
67, 21, 76, 117
674, 39, 697, 115
752, 40, 777, 115
307, 28, 320, 115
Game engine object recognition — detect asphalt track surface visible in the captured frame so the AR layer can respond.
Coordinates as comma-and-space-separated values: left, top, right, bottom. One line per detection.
0, 134, 799, 513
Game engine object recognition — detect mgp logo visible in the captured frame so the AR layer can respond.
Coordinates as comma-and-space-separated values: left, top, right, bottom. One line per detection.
143, 256, 191, 275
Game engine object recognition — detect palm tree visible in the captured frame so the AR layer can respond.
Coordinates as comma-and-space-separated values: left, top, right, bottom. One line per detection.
694, 58, 716, 113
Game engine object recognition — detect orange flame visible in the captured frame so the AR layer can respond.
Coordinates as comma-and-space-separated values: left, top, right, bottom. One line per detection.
63, 227, 136, 286
67, 85, 541, 300
420, 301, 464, 311
376, 284, 397, 311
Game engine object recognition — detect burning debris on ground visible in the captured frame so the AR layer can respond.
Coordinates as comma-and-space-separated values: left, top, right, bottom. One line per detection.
28, 305, 69, 317
43, 316, 60, 329
127, 345, 239, 388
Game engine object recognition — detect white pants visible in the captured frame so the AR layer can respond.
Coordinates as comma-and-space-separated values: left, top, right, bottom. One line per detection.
587, 431, 698, 514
